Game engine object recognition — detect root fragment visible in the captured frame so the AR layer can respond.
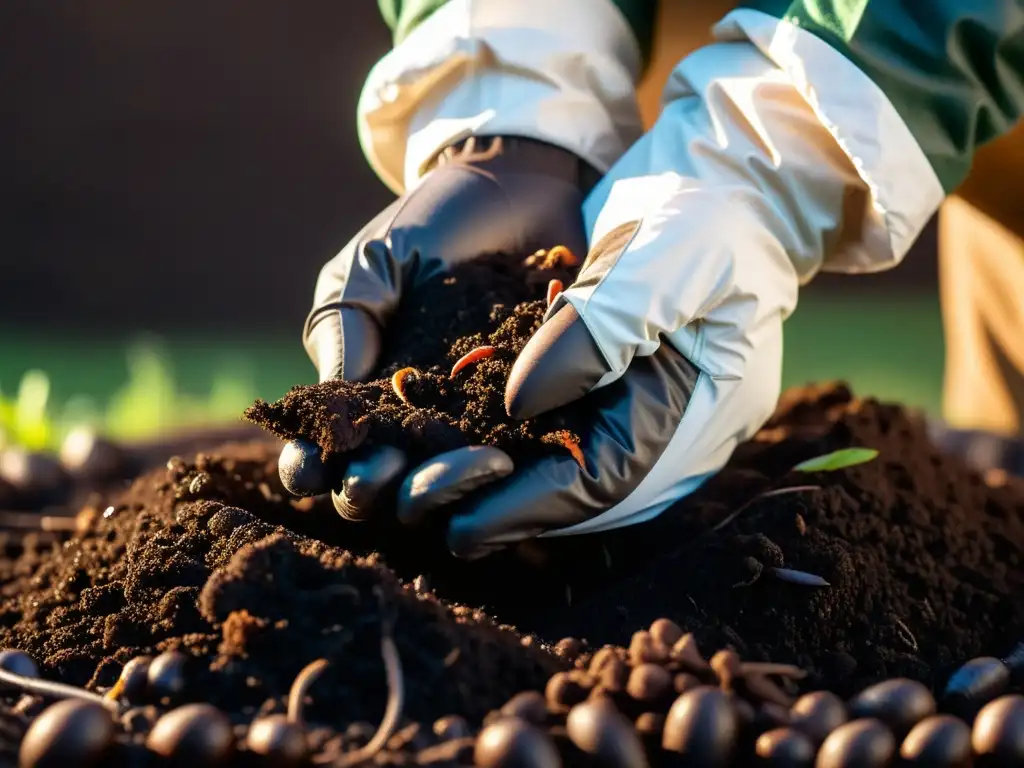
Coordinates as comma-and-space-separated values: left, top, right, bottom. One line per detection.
287, 658, 329, 725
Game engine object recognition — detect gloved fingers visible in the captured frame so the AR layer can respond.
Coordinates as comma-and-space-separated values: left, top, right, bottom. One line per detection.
396, 446, 514, 527
448, 344, 700, 560
304, 306, 382, 384
505, 303, 610, 419
277, 439, 343, 498
331, 445, 409, 522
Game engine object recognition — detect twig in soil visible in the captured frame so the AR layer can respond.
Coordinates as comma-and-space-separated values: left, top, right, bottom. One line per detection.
330, 590, 404, 767
390, 367, 418, 405
287, 658, 330, 725
892, 617, 919, 652
450, 346, 496, 379
710, 485, 821, 534
769, 567, 830, 587
740, 662, 808, 680
546, 279, 563, 307
0, 669, 119, 713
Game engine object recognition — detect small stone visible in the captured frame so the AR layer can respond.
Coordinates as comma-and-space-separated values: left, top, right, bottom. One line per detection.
662, 686, 738, 766
635, 712, 665, 737
500, 691, 548, 725
118, 656, 152, 705
627, 663, 673, 704
246, 714, 307, 768
848, 678, 935, 738
474, 717, 561, 768
147, 650, 189, 704
598, 658, 630, 693
433, 715, 471, 742
554, 637, 582, 660
942, 657, 1010, 720
0, 648, 39, 684
146, 703, 235, 766
19, 700, 114, 768
900, 714, 971, 767
816, 718, 896, 768
670, 634, 711, 675
629, 631, 667, 665
545, 671, 588, 713
567, 697, 648, 767
971, 694, 1024, 766
649, 618, 684, 648
755, 727, 816, 767
790, 691, 847, 744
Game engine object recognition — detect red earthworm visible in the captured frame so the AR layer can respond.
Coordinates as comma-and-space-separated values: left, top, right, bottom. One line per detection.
544, 432, 586, 469
546, 279, 564, 307
390, 367, 418, 405
449, 346, 495, 379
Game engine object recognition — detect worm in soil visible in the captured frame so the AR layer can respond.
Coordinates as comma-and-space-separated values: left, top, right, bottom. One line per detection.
450, 346, 496, 379
770, 567, 830, 587
551, 433, 585, 469
330, 589, 405, 767
287, 658, 329, 726
390, 367, 418, 405
546, 279, 564, 308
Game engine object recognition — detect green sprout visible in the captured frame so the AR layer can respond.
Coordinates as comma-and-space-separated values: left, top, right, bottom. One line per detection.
792, 447, 879, 473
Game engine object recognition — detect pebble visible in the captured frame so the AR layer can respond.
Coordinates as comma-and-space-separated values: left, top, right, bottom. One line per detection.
649, 618, 684, 648
146, 703, 235, 766
545, 672, 589, 713
18, 699, 114, 768
790, 691, 847, 744
755, 727, 816, 767
118, 656, 152, 705
433, 715, 472, 742
566, 697, 649, 767
670, 634, 711, 675
474, 717, 562, 768
0, 648, 40, 683
554, 637, 583, 660
627, 663, 673, 703
971, 694, 1024, 765
942, 656, 1010, 719
500, 691, 549, 725
147, 650, 189, 704
246, 714, 307, 768
662, 686, 739, 766
815, 718, 896, 768
848, 678, 935, 737
629, 631, 667, 665
899, 714, 971, 767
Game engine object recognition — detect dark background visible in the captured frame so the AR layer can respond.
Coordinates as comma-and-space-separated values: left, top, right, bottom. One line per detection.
1, 0, 938, 336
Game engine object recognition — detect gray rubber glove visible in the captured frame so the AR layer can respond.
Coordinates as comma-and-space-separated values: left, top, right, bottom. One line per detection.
277, 136, 598, 520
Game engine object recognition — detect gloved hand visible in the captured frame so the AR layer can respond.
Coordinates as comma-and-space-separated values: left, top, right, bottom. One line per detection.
277, 136, 599, 519
396, 13, 941, 559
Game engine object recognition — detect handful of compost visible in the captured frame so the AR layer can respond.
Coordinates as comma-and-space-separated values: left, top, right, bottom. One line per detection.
246, 246, 588, 506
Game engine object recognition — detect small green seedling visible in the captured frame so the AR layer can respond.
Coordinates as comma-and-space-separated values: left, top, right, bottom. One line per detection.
792, 447, 878, 474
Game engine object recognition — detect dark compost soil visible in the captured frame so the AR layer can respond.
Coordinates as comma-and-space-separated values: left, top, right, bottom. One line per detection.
0, 249, 1022, 765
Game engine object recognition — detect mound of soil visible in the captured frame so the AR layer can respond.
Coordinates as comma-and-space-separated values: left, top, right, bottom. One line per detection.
244, 250, 586, 467
1, 247, 1023, 763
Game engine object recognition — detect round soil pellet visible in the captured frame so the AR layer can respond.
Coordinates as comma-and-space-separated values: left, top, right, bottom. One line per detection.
971, 694, 1024, 766
791, 691, 847, 744
118, 656, 152, 705
755, 727, 816, 767
474, 717, 561, 768
0, 649, 39, 683
662, 686, 738, 766
899, 714, 971, 767
816, 718, 896, 768
500, 691, 548, 725
246, 715, 307, 768
147, 650, 189, 704
848, 678, 935, 737
18, 699, 114, 768
146, 703, 235, 767
649, 618, 684, 648
566, 697, 647, 767
627, 663, 673, 703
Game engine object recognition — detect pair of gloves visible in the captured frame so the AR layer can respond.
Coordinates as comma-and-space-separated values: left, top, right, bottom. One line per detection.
280, 5, 940, 559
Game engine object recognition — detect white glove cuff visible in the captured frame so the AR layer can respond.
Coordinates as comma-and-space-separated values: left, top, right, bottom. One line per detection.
357, 0, 645, 194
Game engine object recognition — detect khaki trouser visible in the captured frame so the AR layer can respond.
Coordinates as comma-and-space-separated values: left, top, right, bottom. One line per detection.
639, 0, 1024, 436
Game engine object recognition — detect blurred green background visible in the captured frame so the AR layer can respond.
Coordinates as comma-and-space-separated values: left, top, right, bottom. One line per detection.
0, 291, 944, 451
